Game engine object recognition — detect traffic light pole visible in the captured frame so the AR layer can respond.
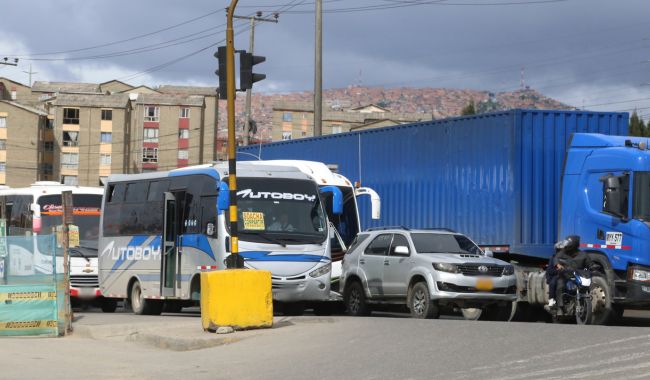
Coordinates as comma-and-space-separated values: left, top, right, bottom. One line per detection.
233, 14, 278, 146
226, 0, 241, 268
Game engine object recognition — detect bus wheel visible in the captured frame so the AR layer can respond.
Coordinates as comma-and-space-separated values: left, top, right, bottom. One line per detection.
130, 280, 162, 316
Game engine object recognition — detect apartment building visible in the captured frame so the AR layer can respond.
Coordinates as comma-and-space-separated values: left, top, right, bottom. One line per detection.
130, 93, 205, 172
0, 100, 49, 186
46, 94, 131, 186
272, 101, 432, 141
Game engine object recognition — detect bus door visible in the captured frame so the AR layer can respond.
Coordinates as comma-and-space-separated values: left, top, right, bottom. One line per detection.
161, 192, 178, 297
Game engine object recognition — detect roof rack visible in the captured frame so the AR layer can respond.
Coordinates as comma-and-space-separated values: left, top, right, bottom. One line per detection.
366, 226, 410, 232
421, 227, 457, 233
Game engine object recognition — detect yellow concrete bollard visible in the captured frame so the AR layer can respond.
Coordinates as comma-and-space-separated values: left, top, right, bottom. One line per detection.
200, 269, 273, 331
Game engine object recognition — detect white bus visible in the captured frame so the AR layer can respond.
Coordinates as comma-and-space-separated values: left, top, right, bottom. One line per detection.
98, 162, 343, 315
0, 182, 116, 312
245, 160, 381, 291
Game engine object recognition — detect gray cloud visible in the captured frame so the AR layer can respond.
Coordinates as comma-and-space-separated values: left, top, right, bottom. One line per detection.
0, 0, 649, 115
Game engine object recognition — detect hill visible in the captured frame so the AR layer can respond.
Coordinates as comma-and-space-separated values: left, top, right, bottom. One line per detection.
218, 86, 571, 139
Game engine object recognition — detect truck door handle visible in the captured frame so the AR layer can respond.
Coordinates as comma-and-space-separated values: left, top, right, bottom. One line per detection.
384, 260, 390, 266
359, 259, 365, 265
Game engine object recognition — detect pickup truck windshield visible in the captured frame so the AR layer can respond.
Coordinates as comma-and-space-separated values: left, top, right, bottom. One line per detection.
226, 177, 328, 245
633, 171, 650, 223
411, 233, 482, 255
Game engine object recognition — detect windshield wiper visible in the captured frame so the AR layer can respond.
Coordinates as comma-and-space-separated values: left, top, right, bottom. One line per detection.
253, 232, 286, 247
69, 248, 90, 262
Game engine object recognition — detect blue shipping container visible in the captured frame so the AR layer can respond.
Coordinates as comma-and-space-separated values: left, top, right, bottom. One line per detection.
239, 109, 629, 258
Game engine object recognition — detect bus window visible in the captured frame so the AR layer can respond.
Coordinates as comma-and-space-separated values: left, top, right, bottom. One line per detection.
125, 182, 148, 203
148, 180, 170, 202
108, 183, 126, 203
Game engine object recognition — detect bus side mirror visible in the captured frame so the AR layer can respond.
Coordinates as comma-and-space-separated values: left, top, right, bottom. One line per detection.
217, 181, 230, 211
355, 187, 381, 220
321, 186, 343, 215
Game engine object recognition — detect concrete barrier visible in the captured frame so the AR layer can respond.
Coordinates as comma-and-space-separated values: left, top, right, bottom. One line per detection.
201, 269, 273, 331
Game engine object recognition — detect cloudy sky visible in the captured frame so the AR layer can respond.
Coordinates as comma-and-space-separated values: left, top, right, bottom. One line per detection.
0, 0, 649, 117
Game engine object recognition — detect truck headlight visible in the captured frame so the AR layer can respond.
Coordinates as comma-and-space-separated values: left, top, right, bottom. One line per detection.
502, 265, 515, 276
309, 263, 331, 278
433, 263, 459, 273
630, 266, 650, 282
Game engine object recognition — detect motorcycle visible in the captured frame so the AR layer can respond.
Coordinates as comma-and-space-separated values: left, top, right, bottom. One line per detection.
549, 269, 593, 325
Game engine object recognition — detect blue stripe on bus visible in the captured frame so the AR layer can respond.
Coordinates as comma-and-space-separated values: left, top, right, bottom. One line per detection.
181, 234, 216, 260
239, 251, 329, 263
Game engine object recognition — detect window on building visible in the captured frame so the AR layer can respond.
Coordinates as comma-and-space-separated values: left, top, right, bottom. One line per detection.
0, 117, 6, 128
0, 140, 6, 150
282, 112, 293, 122
101, 109, 113, 121
331, 125, 342, 134
45, 119, 54, 129
177, 150, 189, 160
180, 107, 190, 118
178, 129, 189, 139
144, 106, 160, 122
142, 147, 158, 163
100, 132, 112, 143
63, 131, 79, 147
43, 141, 54, 151
282, 131, 292, 141
62, 176, 78, 186
63, 108, 80, 124
41, 163, 53, 175
62, 153, 79, 169
143, 128, 159, 143
0, 163, 6, 172
100, 154, 112, 166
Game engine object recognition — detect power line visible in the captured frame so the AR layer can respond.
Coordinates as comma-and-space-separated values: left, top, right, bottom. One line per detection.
3, 9, 225, 58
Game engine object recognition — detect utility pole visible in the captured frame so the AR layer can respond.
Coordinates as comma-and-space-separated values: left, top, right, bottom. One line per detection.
313, 0, 323, 136
61, 191, 74, 334
22, 64, 37, 86
0, 57, 18, 67
233, 12, 278, 146
225, 0, 243, 269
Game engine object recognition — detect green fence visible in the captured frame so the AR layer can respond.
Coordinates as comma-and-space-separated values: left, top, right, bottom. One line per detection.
0, 235, 65, 336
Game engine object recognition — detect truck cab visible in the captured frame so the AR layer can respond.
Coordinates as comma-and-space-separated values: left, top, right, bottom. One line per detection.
561, 133, 650, 320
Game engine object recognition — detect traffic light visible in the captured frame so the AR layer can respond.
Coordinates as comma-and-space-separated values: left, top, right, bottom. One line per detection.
239, 51, 266, 91
214, 46, 227, 99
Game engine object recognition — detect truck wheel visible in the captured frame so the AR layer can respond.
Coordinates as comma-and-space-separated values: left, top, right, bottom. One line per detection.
130, 280, 163, 316
100, 298, 118, 313
409, 282, 439, 319
590, 276, 613, 325
344, 281, 370, 316
461, 308, 482, 320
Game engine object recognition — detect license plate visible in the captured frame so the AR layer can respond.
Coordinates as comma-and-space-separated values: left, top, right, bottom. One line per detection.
475, 278, 493, 291
606, 232, 623, 246
79, 288, 95, 297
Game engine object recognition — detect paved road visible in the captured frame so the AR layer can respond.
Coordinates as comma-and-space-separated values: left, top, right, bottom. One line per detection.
3, 308, 650, 380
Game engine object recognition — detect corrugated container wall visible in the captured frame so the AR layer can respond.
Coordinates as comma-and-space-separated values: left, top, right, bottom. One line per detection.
239, 109, 628, 258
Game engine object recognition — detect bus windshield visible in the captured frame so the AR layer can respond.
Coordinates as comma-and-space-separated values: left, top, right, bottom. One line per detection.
38, 194, 102, 255
633, 171, 650, 225
228, 177, 328, 245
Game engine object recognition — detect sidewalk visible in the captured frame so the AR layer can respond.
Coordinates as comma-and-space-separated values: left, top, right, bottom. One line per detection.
70, 310, 302, 351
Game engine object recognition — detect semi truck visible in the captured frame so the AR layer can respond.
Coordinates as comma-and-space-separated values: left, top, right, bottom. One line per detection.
239, 109, 648, 324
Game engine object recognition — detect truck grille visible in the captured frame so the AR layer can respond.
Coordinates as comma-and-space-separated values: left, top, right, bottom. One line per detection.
70, 275, 99, 288
457, 264, 504, 277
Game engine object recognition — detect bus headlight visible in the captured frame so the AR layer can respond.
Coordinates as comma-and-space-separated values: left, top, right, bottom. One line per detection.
309, 263, 331, 278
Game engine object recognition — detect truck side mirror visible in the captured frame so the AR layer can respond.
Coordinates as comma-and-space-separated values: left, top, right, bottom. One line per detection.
601, 174, 629, 221
217, 181, 230, 211
321, 185, 343, 215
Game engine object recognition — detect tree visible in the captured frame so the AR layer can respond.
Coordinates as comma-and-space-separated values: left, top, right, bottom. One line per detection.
461, 100, 477, 116
629, 111, 643, 137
